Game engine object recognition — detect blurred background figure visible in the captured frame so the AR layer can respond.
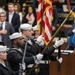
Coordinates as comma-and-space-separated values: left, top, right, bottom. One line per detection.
52, 6, 59, 36
21, 3, 26, 18
22, 6, 37, 27
6, 3, 20, 32
33, 0, 38, 9
6, 0, 26, 9
32, 25, 40, 39
0, 12, 15, 47
0, 0, 7, 11
14, 3, 22, 23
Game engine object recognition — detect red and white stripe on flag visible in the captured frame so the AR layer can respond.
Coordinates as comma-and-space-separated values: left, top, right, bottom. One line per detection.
37, 0, 43, 26
42, 0, 53, 44
37, 0, 53, 45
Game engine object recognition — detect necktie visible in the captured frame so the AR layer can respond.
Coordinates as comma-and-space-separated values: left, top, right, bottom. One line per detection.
0, 25, 2, 30
0, 25, 4, 42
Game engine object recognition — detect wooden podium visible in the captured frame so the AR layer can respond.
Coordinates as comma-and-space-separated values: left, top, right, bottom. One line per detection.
49, 51, 75, 75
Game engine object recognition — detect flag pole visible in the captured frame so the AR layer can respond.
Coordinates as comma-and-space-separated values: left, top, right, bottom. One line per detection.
38, 0, 43, 53
27, 12, 71, 75
41, 12, 71, 54
27, 4, 75, 75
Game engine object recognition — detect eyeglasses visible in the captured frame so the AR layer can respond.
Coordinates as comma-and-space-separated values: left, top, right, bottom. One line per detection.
0, 16, 5, 17
0, 51, 7, 53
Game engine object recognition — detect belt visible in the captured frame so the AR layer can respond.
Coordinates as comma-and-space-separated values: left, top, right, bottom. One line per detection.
27, 64, 33, 68
40, 60, 49, 64
13, 71, 19, 74
27, 60, 49, 68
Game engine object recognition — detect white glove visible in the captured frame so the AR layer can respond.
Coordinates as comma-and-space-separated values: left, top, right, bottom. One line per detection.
53, 39, 64, 48
36, 53, 43, 61
35, 60, 40, 64
39, 39, 44, 46
37, 35, 44, 46
19, 62, 26, 71
56, 57, 63, 63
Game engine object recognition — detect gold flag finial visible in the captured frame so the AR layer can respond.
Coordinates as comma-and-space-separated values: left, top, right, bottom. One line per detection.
22, 3, 26, 7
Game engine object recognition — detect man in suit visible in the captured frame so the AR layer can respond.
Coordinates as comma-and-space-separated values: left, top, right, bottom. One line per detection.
6, 3, 20, 32
0, 12, 15, 47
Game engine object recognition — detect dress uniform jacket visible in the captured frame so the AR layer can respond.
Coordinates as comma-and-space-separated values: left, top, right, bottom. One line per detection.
21, 38, 57, 59
0, 63, 13, 75
21, 38, 57, 75
7, 47, 35, 75
21, 38, 39, 55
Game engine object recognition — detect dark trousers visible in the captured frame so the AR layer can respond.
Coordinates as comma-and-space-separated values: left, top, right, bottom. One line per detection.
26, 64, 49, 75
0, 42, 4, 45
38, 64, 49, 75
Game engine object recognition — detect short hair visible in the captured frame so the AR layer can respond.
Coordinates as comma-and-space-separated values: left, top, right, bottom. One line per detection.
20, 29, 24, 33
8, 3, 14, 6
0, 12, 6, 16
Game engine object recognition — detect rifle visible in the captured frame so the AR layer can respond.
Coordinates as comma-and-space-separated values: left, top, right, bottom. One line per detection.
19, 40, 28, 75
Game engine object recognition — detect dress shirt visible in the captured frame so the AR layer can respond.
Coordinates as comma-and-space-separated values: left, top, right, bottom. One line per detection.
0, 21, 5, 42
8, 12, 14, 23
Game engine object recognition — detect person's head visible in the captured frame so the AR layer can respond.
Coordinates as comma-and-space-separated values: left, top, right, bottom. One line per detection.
14, 3, 21, 12
8, 3, 14, 13
0, 45, 7, 61
26, 6, 36, 15
32, 25, 40, 38
22, 3, 26, 12
0, 12, 6, 22
20, 23, 33, 39
9, 32, 24, 48
28, 6, 33, 14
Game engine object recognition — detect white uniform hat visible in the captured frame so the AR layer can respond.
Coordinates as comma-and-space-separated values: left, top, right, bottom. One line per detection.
20, 23, 32, 30
9, 32, 22, 40
0, 45, 7, 52
32, 25, 39, 31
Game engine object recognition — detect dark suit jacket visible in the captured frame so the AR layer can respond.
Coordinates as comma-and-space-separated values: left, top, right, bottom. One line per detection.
2, 22, 15, 47
6, 12, 20, 32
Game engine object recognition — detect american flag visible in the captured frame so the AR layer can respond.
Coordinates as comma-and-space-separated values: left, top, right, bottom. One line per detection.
37, 0, 53, 44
